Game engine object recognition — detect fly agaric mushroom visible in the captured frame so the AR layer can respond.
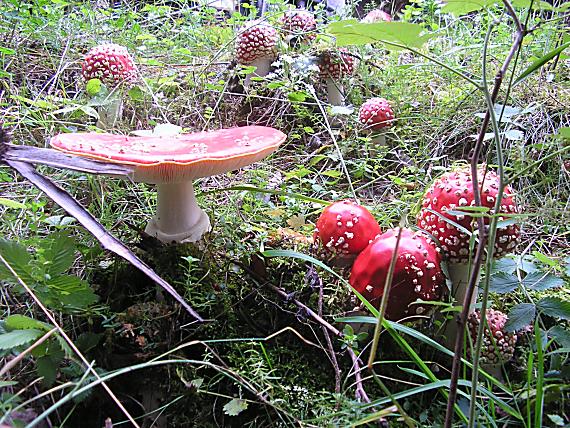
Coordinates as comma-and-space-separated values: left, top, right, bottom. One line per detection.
358, 98, 395, 145
417, 166, 520, 346
280, 10, 317, 46
236, 20, 279, 87
467, 308, 518, 377
349, 228, 444, 320
318, 48, 358, 106
50, 126, 286, 243
82, 43, 137, 128
361, 9, 392, 23
315, 200, 381, 264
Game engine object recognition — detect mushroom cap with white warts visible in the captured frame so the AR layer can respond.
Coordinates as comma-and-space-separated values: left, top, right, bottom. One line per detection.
361, 9, 392, 23
82, 43, 137, 87
349, 228, 444, 320
358, 98, 395, 131
236, 20, 279, 64
280, 10, 317, 43
417, 167, 520, 263
467, 308, 517, 365
50, 126, 286, 184
318, 48, 358, 80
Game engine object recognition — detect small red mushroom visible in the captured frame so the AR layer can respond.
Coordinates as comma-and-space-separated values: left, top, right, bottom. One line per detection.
82, 43, 137, 128
361, 9, 392, 23
318, 48, 358, 106
315, 200, 381, 258
467, 308, 518, 378
236, 20, 279, 86
358, 98, 395, 145
349, 228, 445, 320
280, 10, 317, 45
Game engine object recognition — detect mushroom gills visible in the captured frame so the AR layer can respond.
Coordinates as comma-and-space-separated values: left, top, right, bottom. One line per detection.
145, 181, 211, 243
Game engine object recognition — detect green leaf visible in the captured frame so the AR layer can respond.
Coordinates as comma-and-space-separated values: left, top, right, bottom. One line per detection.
556, 127, 570, 140
0, 239, 36, 285
327, 20, 433, 49
36, 355, 58, 386
223, 398, 248, 416
40, 233, 76, 276
523, 272, 563, 291
441, 0, 496, 15
548, 326, 570, 348
0, 329, 43, 350
489, 272, 519, 294
46, 275, 98, 309
505, 303, 536, 332
0, 197, 27, 209
515, 41, 570, 85
511, 0, 554, 10
5, 315, 52, 332
537, 297, 570, 320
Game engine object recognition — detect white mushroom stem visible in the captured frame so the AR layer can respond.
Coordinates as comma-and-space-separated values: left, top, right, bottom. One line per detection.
145, 181, 211, 243
243, 57, 273, 87
97, 96, 123, 129
326, 78, 344, 106
444, 262, 480, 348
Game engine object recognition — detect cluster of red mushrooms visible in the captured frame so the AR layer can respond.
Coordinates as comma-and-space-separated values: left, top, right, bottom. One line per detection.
314, 166, 522, 371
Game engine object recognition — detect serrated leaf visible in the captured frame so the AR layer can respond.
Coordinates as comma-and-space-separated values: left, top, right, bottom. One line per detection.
442, 0, 496, 15
327, 20, 433, 49
505, 303, 536, 332
523, 272, 563, 291
515, 41, 570, 85
36, 355, 58, 386
41, 233, 76, 276
5, 315, 52, 332
548, 326, 570, 348
47, 275, 98, 309
0, 197, 27, 209
537, 297, 570, 320
0, 329, 43, 350
223, 398, 248, 416
0, 239, 36, 285
489, 272, 519, 294
492, 258, 517, 274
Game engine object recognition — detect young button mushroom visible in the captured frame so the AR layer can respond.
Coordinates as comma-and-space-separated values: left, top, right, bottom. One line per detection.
417, 167, 520, 345
467, 308, 518, 378
349, 228, 444, 320
280, 9, 318, 46
50, 126, 286, 243
361, 9, 392, 23
358, 98, 395, 146
236, 20, 279, 87
318, 48, 358, 106
82, 43, 137, 129
315, 200, 381, 265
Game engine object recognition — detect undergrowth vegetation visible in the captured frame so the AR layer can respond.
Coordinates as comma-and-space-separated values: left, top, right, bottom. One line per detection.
0, 0, 569, 426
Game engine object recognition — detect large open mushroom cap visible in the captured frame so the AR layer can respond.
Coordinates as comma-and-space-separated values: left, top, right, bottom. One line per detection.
50, 126, 286, 183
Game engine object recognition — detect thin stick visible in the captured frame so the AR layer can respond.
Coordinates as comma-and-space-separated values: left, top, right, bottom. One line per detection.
0, 328, 57, 377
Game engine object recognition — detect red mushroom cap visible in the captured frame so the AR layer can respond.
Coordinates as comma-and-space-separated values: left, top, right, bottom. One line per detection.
315, 200, 381, 256
318, 48, 358, 80
82, 43, 137, 86
349, 228, 444, 320
280, 10, 317, 42
50, 126, 286, 184
467, 308, 517, 365
361, 9, 392, 23
358, 98, 395, 131
236, 20, 279, 64
417, 167, 520, 263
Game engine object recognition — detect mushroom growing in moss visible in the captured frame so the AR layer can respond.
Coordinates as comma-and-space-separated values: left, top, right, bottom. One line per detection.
50, 126, 286, 243
358, 97, 395, 146
82, 43, 137, 128
314, 200, 381, 265
349, 228, 445, 320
